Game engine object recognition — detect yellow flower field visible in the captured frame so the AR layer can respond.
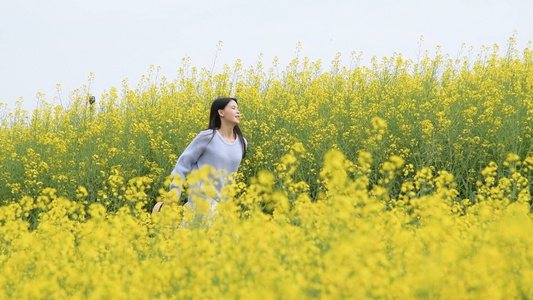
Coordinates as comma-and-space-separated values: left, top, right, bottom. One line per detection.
1, 38, 532, 298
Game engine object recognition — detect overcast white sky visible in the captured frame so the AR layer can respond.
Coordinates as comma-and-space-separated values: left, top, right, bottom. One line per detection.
1, 0, 532, 112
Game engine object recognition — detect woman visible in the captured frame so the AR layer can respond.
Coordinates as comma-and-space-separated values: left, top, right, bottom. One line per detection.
153, 97, 247, 214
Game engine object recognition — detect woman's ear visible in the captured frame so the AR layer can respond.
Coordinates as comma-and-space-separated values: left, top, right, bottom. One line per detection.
218, 109, 224, 117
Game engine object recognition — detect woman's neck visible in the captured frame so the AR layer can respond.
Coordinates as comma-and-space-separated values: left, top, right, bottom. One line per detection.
217, 125, 236, 142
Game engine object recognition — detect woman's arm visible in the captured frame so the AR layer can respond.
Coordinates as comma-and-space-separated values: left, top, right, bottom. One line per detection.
169, 130, 214, 196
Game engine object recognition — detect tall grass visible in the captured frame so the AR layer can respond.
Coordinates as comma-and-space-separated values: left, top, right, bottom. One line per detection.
1, 38, 531, 215
1, 38, 533, 298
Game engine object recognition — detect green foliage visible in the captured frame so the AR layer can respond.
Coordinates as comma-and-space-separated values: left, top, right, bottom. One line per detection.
1, 38, 532, 213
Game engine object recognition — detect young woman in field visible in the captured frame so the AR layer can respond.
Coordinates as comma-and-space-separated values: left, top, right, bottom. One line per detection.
152, 97, 247, 216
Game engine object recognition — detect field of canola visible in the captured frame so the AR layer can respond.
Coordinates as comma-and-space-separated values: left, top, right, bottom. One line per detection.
1, 39, 533, 298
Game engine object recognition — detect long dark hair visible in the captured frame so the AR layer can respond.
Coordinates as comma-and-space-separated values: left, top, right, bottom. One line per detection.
207, 97, 247, 158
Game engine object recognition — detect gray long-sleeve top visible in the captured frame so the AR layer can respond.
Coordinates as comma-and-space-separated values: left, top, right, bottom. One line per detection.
170, 129, 246, 205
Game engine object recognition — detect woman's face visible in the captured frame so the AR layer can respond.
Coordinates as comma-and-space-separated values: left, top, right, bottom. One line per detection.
219, 100, 240, 125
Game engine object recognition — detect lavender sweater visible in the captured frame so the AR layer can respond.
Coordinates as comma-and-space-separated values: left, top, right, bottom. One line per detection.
170, 129, 246, 205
